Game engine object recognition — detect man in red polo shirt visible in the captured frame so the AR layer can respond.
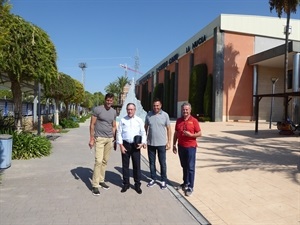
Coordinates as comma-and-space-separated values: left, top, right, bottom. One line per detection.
173, 102, 202, 196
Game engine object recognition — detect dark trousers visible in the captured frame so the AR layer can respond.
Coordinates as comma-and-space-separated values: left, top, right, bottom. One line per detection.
147, 145, 167, 182
121, 141, 141, 187
178, 145, 196, 189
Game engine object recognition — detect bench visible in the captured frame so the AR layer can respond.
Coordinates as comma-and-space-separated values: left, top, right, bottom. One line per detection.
42, 123, 60, 133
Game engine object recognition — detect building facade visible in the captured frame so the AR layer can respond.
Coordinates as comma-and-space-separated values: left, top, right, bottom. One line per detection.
136, 14, 300, 123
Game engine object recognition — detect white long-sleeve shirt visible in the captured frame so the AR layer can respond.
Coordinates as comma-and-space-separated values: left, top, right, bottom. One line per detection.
117, 115, 147, 144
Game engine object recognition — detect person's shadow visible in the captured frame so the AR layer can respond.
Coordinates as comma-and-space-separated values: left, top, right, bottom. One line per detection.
114, 166, 155, 188
70, 167, 93, 190
70, 166, 180, 191
70, 166, 123, 190
105, 169, 123, 188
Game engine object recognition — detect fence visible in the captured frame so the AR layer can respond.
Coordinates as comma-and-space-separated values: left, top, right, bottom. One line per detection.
0, 99, 55, 116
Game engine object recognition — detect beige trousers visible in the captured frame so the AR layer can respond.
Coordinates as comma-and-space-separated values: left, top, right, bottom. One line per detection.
91, 137, 113, 187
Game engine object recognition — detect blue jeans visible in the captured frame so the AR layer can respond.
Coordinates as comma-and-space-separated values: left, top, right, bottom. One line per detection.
147, 145, 167, 182
178, 145, 196, 189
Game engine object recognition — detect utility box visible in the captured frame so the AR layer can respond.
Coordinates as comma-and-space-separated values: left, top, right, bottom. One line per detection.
0, 134, 13, 169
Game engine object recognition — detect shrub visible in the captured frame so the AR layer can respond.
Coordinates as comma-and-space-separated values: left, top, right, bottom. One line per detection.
0, 110, 15, 134
12, 132, 52, 159
59, 118, 79, 129
189, 64, 208, 116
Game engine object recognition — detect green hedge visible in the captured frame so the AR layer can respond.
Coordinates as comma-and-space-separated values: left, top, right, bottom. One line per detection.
12, 132, 52, 159
189, 64, 208, 116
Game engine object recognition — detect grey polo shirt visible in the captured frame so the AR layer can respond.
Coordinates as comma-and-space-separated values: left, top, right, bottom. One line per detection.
145, 110, 170, 146
92, 105, 116, 138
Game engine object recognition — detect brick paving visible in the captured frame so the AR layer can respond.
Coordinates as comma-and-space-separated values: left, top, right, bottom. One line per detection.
0, 120, 206, 225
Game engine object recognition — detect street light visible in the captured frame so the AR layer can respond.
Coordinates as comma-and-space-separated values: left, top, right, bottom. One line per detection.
78, 62, 87, 90
269, 77, 279, 129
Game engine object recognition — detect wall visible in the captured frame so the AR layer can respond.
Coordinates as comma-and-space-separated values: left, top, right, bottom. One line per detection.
257, 66, 285, 122
177, 53, 191, 102
223, 32, 254, 121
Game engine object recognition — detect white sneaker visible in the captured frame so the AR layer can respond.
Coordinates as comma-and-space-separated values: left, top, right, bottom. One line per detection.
185, 187, 193, 196
147, 180, 156, 187
161, 181, 167, 190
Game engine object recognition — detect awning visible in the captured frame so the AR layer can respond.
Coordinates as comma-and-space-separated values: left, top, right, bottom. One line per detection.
248, 41, 300, 68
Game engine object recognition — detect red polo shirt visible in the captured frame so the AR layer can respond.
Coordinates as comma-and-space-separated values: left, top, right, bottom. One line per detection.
175, 116, 201, 148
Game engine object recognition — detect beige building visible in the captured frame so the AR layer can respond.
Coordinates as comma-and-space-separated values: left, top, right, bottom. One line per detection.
136, 14, 300, 125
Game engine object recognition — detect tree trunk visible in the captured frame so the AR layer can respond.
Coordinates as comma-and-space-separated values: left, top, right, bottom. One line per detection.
65, 101, 69, 119
283, 11, 291, 120
11, 80, 23, 129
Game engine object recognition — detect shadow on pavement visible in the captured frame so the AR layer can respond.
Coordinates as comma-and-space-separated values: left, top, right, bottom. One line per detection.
70, 166, 93, 190
198, 135, 300, 184
224, 129, 299, 139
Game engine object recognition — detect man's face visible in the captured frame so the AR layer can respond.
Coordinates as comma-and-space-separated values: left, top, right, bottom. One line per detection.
182, 105, 191, 118
126, 104, 136, 117
152, 101, 162, 114
105, 97, 114, 108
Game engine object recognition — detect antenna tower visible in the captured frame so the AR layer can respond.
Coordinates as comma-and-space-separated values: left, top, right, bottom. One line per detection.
78, 62, 87, 89
134, 49, 140, 81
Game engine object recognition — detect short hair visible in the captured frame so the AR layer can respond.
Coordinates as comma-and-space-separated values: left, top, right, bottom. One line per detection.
153, 98, 162, 104
126, 103, 136, 109
105, 93, 114, 100
181, 102, 192, 109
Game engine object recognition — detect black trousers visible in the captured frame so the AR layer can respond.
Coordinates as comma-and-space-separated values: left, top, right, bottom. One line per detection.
122, 141, 141, 187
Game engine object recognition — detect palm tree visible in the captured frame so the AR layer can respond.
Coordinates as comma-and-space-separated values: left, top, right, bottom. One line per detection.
269, 0, 299, 119
116, 76, 129, 104
105, 76, 129, 105
104, 82, 119, 104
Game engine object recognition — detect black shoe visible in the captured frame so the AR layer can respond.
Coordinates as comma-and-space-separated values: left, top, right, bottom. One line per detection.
121, 185, 129, 193
92, 187, 100, 196
99, 182, 110, 190
175, 183, 188, 191
135, 186, 142, 194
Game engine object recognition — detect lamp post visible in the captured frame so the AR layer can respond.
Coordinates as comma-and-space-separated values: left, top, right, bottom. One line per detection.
269, 77, 279, 129
37, 82, 41, 135
78, 62, 87, 90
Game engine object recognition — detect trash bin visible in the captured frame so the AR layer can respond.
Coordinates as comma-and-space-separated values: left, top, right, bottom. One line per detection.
0, 134, 13, 169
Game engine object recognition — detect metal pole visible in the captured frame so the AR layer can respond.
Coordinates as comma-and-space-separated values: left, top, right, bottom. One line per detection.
37, 82, 41, 135
269, 78, 278, 129
79, 62, 87, 90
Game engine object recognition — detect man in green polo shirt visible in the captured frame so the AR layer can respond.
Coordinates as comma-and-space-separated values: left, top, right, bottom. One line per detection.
145, 99, 171, 190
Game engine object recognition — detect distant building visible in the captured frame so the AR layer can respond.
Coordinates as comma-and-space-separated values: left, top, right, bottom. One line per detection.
136, 14, 300, 123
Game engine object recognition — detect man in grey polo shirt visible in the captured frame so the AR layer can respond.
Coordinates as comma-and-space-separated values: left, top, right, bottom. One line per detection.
145, 99, 171, 189
89, 93, 117, 196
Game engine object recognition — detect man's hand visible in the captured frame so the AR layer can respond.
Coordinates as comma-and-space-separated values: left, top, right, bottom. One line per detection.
173, 145, 177, 154
120, 146, 127, 154
166, 142, 171, 150
137, 143, 146, 149
89, 139, 95, 149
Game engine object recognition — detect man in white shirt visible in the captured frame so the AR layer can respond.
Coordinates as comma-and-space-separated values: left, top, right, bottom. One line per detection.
117, 103, 147, 194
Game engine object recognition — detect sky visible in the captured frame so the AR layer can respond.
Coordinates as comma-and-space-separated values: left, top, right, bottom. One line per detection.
9, 0, 299, 94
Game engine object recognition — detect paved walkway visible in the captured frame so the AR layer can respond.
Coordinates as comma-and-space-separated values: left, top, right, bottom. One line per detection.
1, 120, 299, 225
153, 121, 299, 225
0, 120, 207, 225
